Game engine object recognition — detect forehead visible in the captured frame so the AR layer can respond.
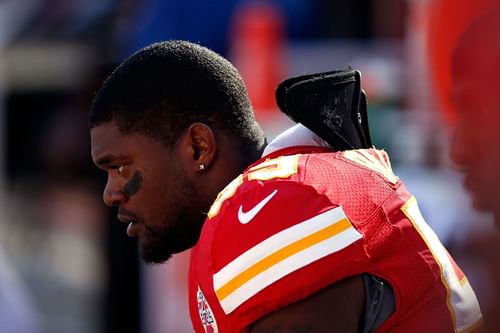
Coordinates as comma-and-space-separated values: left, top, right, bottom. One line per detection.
90, 122, 162, 164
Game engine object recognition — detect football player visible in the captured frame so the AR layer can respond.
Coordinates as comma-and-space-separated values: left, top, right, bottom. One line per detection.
89, 40, 482, 332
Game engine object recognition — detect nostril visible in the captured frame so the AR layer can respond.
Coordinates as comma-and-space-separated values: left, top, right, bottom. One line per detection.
104, 194, 119, 207
103, 190, 117, 207
103, 187, 128, 207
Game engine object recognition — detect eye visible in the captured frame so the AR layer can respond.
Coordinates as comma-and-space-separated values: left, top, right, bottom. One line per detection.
117, 166, 125, 174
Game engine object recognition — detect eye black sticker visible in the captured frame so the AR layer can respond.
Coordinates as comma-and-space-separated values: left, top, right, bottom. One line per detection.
124, 171, 143, 197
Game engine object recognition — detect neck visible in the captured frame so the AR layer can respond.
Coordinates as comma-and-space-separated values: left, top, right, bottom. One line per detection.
195, 136, 265, 216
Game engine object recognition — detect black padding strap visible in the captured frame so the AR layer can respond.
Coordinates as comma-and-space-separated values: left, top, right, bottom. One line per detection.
361, 274, 395, 333
275, 69, 373, 150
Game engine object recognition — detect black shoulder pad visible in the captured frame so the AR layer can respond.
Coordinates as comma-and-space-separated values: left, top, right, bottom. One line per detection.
275, 69, 372, 150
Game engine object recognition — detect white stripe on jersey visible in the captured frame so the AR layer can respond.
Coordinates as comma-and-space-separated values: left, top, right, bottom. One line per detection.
212, 206, 363, 314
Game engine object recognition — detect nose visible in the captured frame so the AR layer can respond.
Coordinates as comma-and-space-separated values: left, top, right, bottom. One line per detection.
103, 177, 128, 207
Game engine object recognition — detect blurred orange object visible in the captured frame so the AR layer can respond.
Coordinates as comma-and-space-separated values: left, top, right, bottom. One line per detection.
229, 1, 285, 121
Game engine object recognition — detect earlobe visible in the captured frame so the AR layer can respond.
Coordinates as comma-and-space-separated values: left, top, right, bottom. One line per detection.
187, 123, 216, 172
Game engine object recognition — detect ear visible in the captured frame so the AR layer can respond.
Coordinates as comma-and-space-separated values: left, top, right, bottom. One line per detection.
183, 123, 217, 173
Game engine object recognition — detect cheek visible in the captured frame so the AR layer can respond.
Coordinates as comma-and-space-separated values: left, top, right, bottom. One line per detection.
138, 159, 191, 209
139, 172, 181, 213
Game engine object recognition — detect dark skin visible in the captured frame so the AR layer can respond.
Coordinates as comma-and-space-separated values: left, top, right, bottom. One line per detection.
91, 121, 365, 330
250, 276, 365, 333
91, 122, 254, 262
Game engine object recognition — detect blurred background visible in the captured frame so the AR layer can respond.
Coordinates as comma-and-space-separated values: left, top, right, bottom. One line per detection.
0, 0, 498, 332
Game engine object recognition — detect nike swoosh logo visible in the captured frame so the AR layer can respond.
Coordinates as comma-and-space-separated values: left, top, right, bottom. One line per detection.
238, 189, 278, 224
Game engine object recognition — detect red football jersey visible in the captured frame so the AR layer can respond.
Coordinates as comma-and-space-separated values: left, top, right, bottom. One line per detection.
189, 147, 482, 333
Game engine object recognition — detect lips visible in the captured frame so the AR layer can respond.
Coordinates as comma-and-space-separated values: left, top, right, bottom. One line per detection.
126, 221, 139, 237
117, 211, 141, 237
117, 213, 136, 223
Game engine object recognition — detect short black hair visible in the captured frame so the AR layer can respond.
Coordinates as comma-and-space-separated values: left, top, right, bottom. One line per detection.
89, 40, 265, 152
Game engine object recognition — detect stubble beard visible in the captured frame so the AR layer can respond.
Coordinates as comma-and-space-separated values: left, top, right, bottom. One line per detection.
138, 176, 205, 264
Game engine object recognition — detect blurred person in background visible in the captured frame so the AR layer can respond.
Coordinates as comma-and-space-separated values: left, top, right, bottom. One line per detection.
89, 40, 482, 333
449, 5, 500, 227
448, 6, 500, 332
427, 3, 500, 332
0, 244, 41, 333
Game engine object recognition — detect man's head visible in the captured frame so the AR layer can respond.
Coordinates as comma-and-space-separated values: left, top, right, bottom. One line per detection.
89, 40, 265, 263
450, 6, 500, 225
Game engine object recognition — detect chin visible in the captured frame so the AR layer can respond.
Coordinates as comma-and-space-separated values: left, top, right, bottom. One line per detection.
137, 208, 204, 264
138, 229, 197, 264
139, 241, 173, 264
137, 232, 175, 264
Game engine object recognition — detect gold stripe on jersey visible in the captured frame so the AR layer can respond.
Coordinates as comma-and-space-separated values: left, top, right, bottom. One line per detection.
247, 155, 299, 181
343, 149, 398, 184
208, 155, 299, 219
212, 206, 363, 314
208, 175, 243, 219
373, 148, 392, 170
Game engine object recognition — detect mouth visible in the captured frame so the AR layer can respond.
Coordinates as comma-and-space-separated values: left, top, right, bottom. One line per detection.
117, 213, 140, 237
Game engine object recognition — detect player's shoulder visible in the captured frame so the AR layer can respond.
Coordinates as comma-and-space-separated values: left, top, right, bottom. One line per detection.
204, 149, 350, 263
203, 147, 402, 240
206, 147, 400, 223
241, 147, 400, 186
203, 152, 365, 320
206, 153, 304, 224
206, 151, 338, 233
304, 148, 399, 185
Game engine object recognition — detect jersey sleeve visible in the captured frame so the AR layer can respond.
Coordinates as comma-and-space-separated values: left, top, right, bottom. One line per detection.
206, 173, 367, 332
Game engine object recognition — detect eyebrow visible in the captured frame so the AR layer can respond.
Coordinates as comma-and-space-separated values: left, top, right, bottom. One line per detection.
95, 154, 127, 167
